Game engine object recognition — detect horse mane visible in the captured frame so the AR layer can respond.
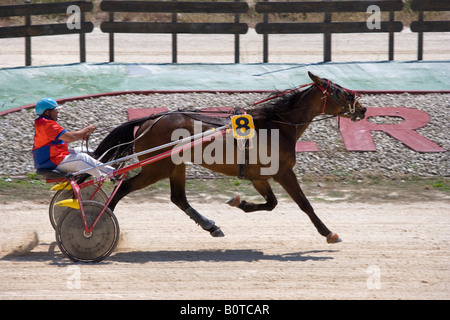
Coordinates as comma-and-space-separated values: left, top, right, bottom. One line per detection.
249, 85, 315, 121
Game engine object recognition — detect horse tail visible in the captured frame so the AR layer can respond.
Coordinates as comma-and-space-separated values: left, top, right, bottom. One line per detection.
93, 117, 150, 163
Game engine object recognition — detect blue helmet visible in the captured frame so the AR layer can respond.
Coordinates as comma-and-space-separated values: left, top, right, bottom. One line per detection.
35, 97, 59, 115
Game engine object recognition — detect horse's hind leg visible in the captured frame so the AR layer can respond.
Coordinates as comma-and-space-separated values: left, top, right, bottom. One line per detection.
226, 180, 278, 212
170, 164, 224, 237
274, 168, 341, 244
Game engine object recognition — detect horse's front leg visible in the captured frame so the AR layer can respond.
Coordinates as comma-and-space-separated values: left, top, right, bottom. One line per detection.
226, 179, 278, 212
170, 164, 224, 237
274, 168, 341, 244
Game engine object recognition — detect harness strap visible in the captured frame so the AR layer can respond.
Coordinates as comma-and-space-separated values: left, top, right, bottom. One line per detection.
314, 79, 331, 114
238, 139, 250, 179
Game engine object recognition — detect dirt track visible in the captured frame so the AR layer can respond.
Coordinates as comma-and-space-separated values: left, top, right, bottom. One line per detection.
1, 194, 448, 300
1, 14, 449, 302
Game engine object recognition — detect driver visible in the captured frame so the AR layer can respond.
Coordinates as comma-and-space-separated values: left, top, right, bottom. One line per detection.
32, 97, 115, 178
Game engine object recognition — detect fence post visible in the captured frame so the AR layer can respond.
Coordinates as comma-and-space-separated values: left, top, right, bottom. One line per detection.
417, 11, 424, 60
262, 0, 269, 63
388, 11, 394, 60
80, 6, 86, 62
323, 0, 332, 62
234, 0, 240, 63
109, 12, 114, 62
24, 0, 31, 66
172, 0, 177, 63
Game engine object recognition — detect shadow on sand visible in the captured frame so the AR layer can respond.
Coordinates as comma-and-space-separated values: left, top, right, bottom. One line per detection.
109, 249, 337, 263
1, 242, 337, 265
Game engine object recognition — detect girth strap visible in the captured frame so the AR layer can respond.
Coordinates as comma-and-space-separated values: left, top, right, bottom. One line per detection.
238, 139, 250, 179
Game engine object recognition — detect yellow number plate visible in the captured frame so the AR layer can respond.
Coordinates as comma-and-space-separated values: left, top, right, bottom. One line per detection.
231, 114, 255, 140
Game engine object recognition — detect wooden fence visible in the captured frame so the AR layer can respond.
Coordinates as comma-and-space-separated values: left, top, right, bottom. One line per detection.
255, 0, 404, 62
0, 0, 93, 66
0, 0, 449, 66
100, 0, 249, 63
410, 0, 450, 60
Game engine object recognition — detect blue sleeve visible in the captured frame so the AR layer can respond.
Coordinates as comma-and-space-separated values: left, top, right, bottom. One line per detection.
55, 129, 67, 141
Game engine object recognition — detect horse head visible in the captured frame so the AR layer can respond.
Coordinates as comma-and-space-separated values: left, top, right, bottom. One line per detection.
308, 71, 367, 121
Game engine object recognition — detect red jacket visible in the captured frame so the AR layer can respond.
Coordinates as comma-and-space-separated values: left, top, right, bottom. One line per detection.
32, 116, 70, 169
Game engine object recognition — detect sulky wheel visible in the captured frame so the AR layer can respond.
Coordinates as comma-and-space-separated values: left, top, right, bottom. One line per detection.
49, 185, 108, 230
56, 200, 120, 263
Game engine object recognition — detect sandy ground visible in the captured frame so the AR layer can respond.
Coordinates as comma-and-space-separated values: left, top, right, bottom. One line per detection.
1, 27, 449, 67
0, 24, 449, 302
0, 194, 448, 300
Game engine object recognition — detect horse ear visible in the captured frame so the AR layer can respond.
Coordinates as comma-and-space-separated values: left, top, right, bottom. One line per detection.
308, 71, 322, 85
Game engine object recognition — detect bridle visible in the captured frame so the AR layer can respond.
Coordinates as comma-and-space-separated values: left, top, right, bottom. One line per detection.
253, 80, 362, 127
314, 79, 361, 117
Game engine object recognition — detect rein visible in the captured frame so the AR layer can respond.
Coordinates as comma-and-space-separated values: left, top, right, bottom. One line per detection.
94, 81, 360, 162
252, 82, 336, 128
251, 82, 315, 106
272, 113, 340, 128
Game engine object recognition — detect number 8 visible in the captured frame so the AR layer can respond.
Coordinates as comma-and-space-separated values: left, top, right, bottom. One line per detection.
236, 117, 250, 136
231, 115, 255, 139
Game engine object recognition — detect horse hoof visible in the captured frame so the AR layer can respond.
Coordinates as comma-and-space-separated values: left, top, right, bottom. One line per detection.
209, 226, 225, 237
226, 195, 241, 207
326, 233, 342, 244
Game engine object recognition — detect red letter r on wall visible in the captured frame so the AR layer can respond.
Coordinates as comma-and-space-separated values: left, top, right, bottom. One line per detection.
339, 107, 446, 152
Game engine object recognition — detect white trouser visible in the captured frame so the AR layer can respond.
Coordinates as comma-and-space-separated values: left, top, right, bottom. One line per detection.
56, 149, 115, 178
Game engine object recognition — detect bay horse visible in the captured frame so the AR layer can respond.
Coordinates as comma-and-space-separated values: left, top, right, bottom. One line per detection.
92, 72, 366, 243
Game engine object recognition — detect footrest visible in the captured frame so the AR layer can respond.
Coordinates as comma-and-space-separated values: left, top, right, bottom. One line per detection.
36, 169, 66, 180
